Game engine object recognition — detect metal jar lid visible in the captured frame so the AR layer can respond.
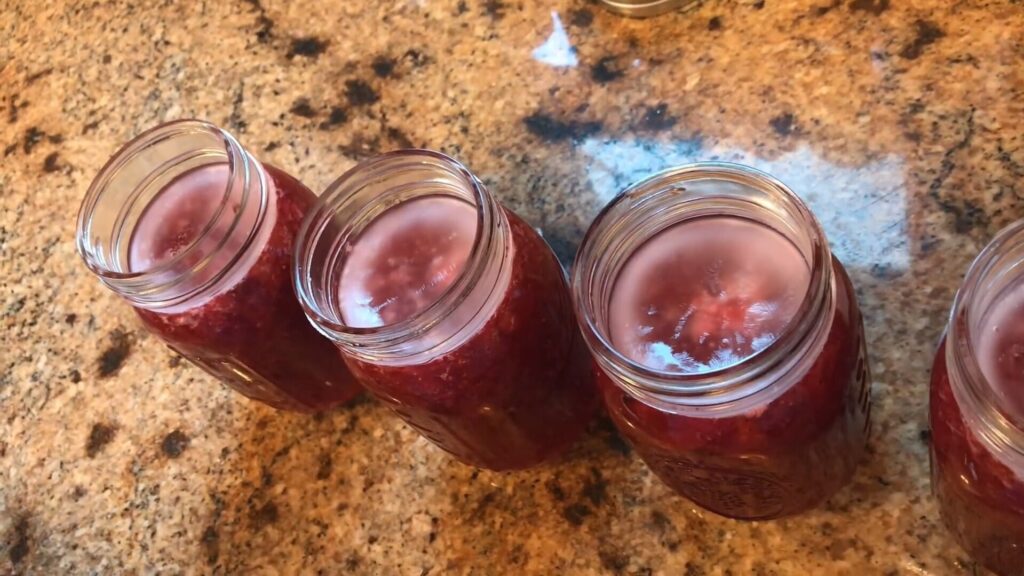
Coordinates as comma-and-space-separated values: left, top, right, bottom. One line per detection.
597, 0, 703, 18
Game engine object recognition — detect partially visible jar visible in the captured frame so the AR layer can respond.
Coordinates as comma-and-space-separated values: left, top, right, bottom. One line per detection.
572, 163, 871, 520
76, 120, 361, 412
597, 0, 703, 17
293, 150, 597, 471
931, 221, 1024, 575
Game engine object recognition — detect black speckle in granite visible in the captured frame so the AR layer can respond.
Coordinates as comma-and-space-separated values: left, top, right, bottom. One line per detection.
869, 262, 905, 280
639, 103, 678, 132
252, 502, 279, 528
264, 141, 281, 152
848, 0, 888, 14
344, 553, 362, 571
319, 106, 349, 130
26, 68, 53, 84
289, 98, 317, 119
599, 549, 629, 574
4, 143, 16, 157
900, 19, 944, 60
582, 467, 608, 506
483, 0, 507, 20
404, 48, 430, 67
812, 2, 837, 16
523, 112, 601, 143
473, 490, 499, 515
0, 441, 6, 458
546, 478, 567, 501
82, 120, 100, 134
47, 133, 63, 144
6, 297, 25, 315
97, 329, 130, 377
591, 56, 625, 84
42, 151, 60, 172
770, 112, 796, 136
708, 16, 723, 31
161, 430, 190, 458
929, 109, 983, 234
101, 53, 112, 64
22, 126, 44, 154
68, 369, 81, 383
288, 37, 328, 59
570, 8, 594, 27
919, 429, 932, 444
242, 0, 275, 43
338, 134, 383, 160
372, 56, 397, 78
86, 422, 116, 458
385, 126, 414, 149
228, 83, 247, 133
168, 355, 182, 368
9, 517, 29, 565
650, 510, 672, 531
562, 503, 591, 526
752, 0, 765, 8
456, 0, 469, 14
7, 97, 24, 124
686, 562, 707, 576
921, 234, 941, 255
316, 453, 333, 480
345, 79, 380, 106
202, 525, 219, 564
71, 485, 87, 500
64, 313, 77, 325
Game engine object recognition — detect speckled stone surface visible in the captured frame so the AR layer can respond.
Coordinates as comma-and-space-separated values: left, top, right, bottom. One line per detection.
2, 0, 1023, 573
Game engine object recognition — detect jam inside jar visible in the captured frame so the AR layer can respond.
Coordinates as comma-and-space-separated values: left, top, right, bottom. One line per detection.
572, 163, 871, 520
930, 220, 1024, 575
76, 120, 361, 412
293, 150, 598, 471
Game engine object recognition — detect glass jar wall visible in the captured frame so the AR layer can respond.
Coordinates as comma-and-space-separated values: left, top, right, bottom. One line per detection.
76, 120, 361, 412
293, 150, 597, 470
572, 162, 872, 519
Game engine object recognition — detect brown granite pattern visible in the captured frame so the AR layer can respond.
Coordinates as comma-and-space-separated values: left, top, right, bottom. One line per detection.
2, 0, 1023, 573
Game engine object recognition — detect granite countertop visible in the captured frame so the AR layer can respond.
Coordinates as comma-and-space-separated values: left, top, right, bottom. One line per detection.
2, 0, 1022, 573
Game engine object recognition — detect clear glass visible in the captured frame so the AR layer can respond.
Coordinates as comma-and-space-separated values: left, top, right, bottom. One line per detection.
294, 150, 598, 470
573, 162, 871, 519
76, 120, 361, 412
931, 220, 1024, 574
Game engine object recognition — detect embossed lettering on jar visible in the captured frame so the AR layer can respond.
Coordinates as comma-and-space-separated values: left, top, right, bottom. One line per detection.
572, 163, 871, 520
931, 220, 1024, 575
76, 120, 361, 412
293, 150, 598, 471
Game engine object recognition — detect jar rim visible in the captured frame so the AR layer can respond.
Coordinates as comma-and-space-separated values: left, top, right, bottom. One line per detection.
571, 161, 834, 406
75, 119, 266, 306
947, 218, 1024, 455
292, 149, 502, 350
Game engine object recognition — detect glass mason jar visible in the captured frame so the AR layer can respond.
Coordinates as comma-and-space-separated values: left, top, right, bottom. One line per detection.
931, 220, 1024, 574
76, 120, 361, 412
572, 162, 872, 520
293, 150, 598, 471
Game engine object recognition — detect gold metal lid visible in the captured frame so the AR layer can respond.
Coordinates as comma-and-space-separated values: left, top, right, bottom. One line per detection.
597, 0, 703, 18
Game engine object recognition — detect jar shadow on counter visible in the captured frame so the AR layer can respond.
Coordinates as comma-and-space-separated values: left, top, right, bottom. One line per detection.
196, 399, 643, 571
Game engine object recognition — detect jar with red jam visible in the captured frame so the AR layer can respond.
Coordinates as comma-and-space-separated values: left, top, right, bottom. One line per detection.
293, 150, 598, 470
76, 120, 360, 412
572, 162, 871, 519
931, 220, 1024, 575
